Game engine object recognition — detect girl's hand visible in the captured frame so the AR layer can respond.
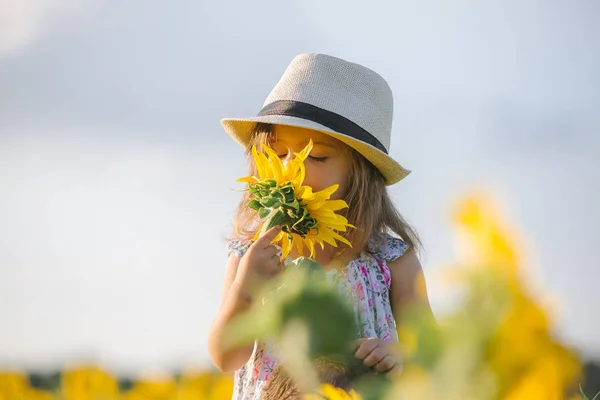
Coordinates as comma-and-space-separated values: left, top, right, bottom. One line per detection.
233, 225, 284, 299
354, 337, 402, 374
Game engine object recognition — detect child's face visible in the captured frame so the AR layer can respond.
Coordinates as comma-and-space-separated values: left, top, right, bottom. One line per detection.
270, 125, 351, 199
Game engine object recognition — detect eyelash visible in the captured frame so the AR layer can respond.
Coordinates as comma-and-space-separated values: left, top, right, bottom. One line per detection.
277, 154, 328, 162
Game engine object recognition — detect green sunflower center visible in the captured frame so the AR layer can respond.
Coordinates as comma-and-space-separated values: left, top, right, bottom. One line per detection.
248, 179, 317, 238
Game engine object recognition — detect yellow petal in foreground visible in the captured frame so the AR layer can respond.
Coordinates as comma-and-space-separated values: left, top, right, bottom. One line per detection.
123, 377, 177, 400
503, 356, 563, 400
27, 388, 56, 400
61, 366, 120, 400
303, 384, 363, 400
177, 371, 234, 400
0, 372, 30, 399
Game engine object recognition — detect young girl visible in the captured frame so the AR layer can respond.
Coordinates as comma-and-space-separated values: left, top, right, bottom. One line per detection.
208, 53, 434, 400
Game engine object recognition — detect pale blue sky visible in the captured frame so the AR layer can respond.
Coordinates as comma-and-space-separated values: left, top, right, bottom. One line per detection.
0, 0, 598, 373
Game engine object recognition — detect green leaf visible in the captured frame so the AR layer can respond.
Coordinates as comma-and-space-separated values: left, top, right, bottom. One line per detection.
248, 199, 262, 211
288, 257, 323, 272
580, 385, 600, 400
286, 199, 300, 211
284, 191, 296, 203
262, 197, 282, 208
258, 208, 270, 219
580, 384, 590, 400
268, 209, 291, 229
280, 281, 356, 364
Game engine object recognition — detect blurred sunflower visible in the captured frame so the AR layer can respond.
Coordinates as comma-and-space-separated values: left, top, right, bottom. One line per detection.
303, 384, 363, 400
238, 139, 354, 259
61, 366, 120, 400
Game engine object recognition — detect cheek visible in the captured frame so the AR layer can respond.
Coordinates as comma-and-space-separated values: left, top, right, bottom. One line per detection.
302, 164, 348, 199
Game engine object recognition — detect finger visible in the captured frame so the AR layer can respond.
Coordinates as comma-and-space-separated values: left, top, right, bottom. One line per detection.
386, 362, 403, 376
363, 347, 387, 368
265, 244, 279, 258
354, 337, 373, 352
375, 355, 396, 372
255, 225, 283, 248
266, 259, 284, 277
354, 339, 379, 360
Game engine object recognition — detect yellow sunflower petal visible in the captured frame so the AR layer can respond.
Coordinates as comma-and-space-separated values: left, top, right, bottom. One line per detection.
274, 231, 285, 243
256, 151, 271, 180
310, 209, 348, 224
308, 217, 350, 232
311, 184, 340, 201
285, 140, 312, 182
281, 234, 292, 259
319, 199, 349, 212
296, 139, 314, 161
241, 139, 354, 255
305, 238, 317, 258
291, 162, 306, 188
320, 383, 357, 399
251, 146, 266, 180
315, 228, 339, 247
237, 176, 259, 183
293, 233, 304, 257
318, 228, 352, 248
314, 238, 326, 251
286, 158, 304, 184
327, 229, 352, 247
301, 184, 340, 205
262, 145, 286, 183
296, 185, 312, 199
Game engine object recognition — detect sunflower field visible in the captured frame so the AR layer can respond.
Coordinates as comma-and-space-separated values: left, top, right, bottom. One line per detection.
1, 191, 597, 399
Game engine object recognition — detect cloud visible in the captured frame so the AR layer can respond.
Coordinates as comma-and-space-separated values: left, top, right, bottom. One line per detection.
0, 0, 86, 57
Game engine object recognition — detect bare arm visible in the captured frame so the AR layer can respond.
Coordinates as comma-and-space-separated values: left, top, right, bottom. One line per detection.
207, 253, 255, 372
207, 226, 283, 373
388, 249, 436, 327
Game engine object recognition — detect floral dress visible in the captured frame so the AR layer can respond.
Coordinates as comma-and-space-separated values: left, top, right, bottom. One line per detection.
226, 232, 408, 400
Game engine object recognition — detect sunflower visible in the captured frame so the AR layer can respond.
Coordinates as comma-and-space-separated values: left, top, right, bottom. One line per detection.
303, 384, 363, 400
237, 139, 354, 259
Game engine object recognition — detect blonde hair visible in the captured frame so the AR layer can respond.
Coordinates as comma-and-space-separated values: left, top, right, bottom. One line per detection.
231, 123, 422, 255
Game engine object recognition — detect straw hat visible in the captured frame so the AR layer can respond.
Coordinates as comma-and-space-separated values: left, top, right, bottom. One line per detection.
221, 53, 410, 185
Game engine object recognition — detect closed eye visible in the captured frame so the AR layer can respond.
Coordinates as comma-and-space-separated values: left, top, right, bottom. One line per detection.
277, 154, 327, 162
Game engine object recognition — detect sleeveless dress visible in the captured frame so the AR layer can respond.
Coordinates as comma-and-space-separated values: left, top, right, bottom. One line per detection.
227, 232, 408, 400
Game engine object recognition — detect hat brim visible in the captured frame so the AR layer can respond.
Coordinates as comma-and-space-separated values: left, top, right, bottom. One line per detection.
221, 115, 410, 186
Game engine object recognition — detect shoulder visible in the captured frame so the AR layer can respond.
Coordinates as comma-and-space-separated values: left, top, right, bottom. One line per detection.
387, 248, 422, 278
227, 238, 253, 258
387, 245, 428, 309
368, 232, 424, 291
367, 232, 409, 262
